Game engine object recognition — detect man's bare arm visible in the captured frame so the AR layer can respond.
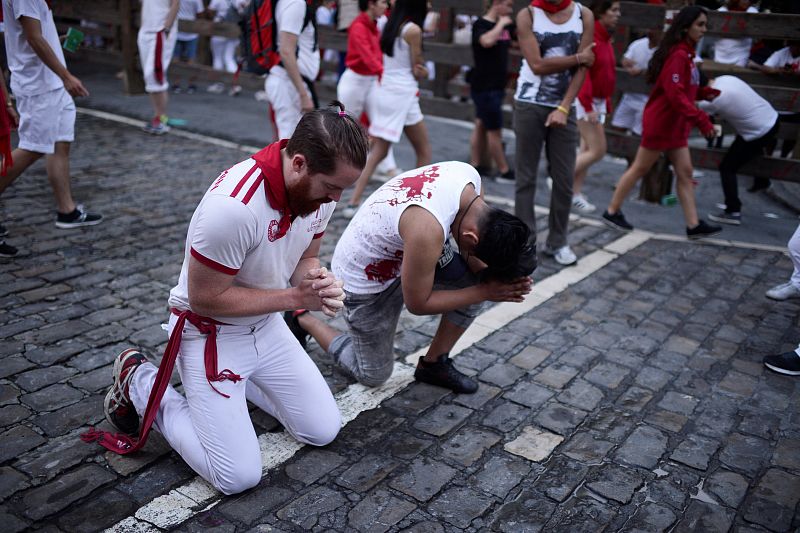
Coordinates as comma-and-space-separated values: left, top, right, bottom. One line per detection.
19, 16, 88, 97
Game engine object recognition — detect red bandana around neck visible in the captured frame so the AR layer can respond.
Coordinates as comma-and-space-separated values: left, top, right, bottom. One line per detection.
531, 0, 572, 14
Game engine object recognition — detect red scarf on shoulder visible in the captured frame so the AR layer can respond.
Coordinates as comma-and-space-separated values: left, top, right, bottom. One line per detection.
531, 0, 572, 13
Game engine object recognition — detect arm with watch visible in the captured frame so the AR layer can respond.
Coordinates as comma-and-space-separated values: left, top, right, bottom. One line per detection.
162, 0, 180, 37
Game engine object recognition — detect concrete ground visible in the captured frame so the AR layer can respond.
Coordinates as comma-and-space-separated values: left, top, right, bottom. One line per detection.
0, 62, 799, 532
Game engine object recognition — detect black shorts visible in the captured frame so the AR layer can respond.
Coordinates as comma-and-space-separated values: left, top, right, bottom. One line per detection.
471, 89, 505, 130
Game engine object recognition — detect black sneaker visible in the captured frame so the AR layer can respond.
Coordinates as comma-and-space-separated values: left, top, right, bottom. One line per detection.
105, 349, 147, 435
708, 211, 741, 226
0, 240, 18, 257
687, 220, 721, 240
55, 205, 103, 229
602, 210, 633, 231
495, 169, 516, 184
414, 354, 478, 394
763, 351, 800, 376
0, 223, 7, 237
284, 310, 309, 349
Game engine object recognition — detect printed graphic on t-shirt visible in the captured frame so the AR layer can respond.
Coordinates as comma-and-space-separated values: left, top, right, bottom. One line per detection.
532, 30, 580, 104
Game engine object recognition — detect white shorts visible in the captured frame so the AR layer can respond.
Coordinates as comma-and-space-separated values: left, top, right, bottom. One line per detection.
367, 83, 423, 143
576, 97, 607, 124
137, 29, 177, 93
336, 69, 378, 120
265, 68, 313, 140
611, 93, 647, 136
16, 87, 75, 154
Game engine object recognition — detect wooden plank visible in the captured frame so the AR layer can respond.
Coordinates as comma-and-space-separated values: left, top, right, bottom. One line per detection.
178, 19, 241, 39
700, 61, 800, 89
54, 22, 117, 40
167, 62, 265, 91
606, 130, 799, 183
53, 1, 124, 26
118, 0, 144, 95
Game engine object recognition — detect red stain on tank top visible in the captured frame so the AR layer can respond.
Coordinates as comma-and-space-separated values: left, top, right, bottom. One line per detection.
364, 249, 404, 282
385, 166, 439, 206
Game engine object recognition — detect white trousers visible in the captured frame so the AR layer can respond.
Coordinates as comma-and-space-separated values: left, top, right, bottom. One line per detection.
129, 312, 341, 495
337, 69, 378, 121
137, 28, 177, 93
789, 223, 800, 290
210, 36, 238, 73
265, 68, 312, 139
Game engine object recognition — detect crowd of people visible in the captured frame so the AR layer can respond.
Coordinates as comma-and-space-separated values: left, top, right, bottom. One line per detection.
0, 0, 799, 497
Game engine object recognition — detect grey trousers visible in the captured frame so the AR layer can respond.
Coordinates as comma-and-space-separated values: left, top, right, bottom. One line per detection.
513, 100, 578, 250
328, 273, 483, 388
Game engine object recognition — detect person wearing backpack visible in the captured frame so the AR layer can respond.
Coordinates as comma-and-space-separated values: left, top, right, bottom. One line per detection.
265, 0, 319, 139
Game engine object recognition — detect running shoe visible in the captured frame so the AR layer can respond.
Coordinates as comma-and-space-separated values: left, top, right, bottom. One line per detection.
0, 240, 18, 257
543, 244, 577, 266
414, 354, 478, 394
572, 193, 596, 213
602, 210, 633, 231
708, 211, 741, 226
686, 220, 721, 240
55, 205, 103, 229
766, 281, 800, 301
105, 349, 147, 435
763, 351, 800, 376
142, 117, 170, 135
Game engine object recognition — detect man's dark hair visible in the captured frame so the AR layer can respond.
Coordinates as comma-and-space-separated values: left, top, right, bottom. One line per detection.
358, 0, 371, 11
286, 101, 369, 175
473, 208, 536, 281
590, 0, 616, 18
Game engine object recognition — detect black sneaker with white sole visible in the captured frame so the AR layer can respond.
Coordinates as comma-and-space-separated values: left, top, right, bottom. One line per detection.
708, 211, 741, 226
602, 210, 634, 231
55, 205, 103, 229
686, 220, 721, 240
414, 354, 478, 394
763, 351, 800, 376
0, 240, 18, 257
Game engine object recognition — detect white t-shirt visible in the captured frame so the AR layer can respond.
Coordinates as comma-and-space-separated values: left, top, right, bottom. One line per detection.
168, 143, 335, 326
622, 36, 657, 103
697, 76, 778, 141
176, 0, 204, 41
332, 161, 481, 295
764, 46, 800, 71
275, 0, 319, 80
382, 23, 417, 90
141, 0, 178, 33
712, 6, 757, 67
2, 0, 64, 97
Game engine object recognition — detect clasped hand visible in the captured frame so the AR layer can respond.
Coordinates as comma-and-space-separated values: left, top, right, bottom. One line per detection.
483, 276, 533, 303
297, 267, 346, 317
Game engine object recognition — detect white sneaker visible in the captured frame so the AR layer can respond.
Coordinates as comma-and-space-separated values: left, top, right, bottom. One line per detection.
572, 193, 596, 213
545, 177, 553, 191
207, 82, 225, 94
544, 245, 577, 266
766, 281, 800, 301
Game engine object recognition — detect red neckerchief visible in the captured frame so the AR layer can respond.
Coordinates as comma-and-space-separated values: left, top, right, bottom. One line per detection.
595, 19, 610, 43
531, 0, 572, 14
252, 139, 295, 239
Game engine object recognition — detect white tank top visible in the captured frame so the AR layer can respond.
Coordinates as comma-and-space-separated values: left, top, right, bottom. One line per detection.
514, 4, 583, 107
382, 22, 417, 89
332, 161, 481, 294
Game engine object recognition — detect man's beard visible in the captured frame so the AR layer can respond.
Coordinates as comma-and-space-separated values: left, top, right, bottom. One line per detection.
287, 174, 328, 217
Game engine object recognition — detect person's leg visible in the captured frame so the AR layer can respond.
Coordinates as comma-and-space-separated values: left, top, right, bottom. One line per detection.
667, 147, 699, 228
486, 129, 510, 174
513, 101, 547, 244
210, 35, 226, 71
0, 149, 42, 196
403, 120, 431, 167
336, 69, 367, 120
469, 118, 487, 168
606, 145, 662, 214
573, 119, 607, 196
348, 137, 390, 207
224, 38, 238, 73
716, 135, 748, 214
544, 108, 578, 250
244, 314, 340, 445
149, 91, 168, 119
45, 142, 77, 214
790, 223, 800, 290
128, 320, 263, 495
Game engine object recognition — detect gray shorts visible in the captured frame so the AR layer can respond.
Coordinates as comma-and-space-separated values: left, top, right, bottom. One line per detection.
328, 271, 483, 387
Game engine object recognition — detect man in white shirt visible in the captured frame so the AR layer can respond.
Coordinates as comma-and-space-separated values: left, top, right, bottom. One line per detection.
293, 162, 536, 394
698, 75, 779, 226
712, 1, 758, 67
94, 106, 368, 495
265, 0, 319, 140
611, 29, 660, 136
761, 42, 800, 75
138, 0, 179, 134
0, 0, 102, 258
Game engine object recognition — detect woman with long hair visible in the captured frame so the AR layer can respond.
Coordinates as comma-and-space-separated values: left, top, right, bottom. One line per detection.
571, 0, 620, 213
601, 5, 720, 239
341, 0, 431, 217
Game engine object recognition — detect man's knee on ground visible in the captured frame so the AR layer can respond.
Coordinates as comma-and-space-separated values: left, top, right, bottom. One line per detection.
212, 465, 262, 495
354, 365, 393, 388
302, 415, 341, 447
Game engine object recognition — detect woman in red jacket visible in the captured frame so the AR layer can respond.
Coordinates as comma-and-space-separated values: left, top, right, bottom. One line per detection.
602, 5, 721, 239
572, 0, 620, 213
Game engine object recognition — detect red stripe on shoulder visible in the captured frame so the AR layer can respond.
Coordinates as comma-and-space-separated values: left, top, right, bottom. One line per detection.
230, 163, 259, 199
313, 231, 325, 240
190, 247, 239, 275
242, 174, 265, 205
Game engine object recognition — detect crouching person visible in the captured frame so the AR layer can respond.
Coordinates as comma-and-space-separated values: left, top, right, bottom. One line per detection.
84, 104, 368, 495
293, 161, 536, 394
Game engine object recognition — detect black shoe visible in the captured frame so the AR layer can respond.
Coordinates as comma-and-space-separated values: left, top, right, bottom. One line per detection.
0, 223, 7, 237
687, 220, 721, 240
708, 211, 741, 226
414, 354, 478, 394
0, 240, 18, 257
602, 210, 633, 231
284, 310, 309, 349
763, 351, 800, 376
495, 169, 515, 184
55, 205, 103, 229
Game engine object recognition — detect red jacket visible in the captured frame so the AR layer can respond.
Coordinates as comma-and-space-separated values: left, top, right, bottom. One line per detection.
577, 21, 616, 113
345, 12, 383, 77
641, 41, 713, 151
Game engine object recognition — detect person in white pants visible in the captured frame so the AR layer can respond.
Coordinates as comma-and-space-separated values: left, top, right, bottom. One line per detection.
763, 223, 800, 375
138, 0, 179, 134
90, 105, 369, 495
207, 0, 245, 95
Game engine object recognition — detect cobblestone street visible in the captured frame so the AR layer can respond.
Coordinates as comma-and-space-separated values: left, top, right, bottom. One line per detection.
1, 113, 799, 532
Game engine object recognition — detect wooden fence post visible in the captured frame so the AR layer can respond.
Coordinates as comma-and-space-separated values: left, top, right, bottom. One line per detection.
119, 0, 144, 94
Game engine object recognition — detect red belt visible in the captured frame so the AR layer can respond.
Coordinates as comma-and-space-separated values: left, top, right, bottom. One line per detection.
81, 309, 242, 454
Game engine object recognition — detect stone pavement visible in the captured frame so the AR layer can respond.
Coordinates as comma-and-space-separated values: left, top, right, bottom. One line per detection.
0, 109, 799, 531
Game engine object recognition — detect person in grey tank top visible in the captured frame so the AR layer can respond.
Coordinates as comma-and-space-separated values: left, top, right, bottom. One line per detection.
512, 0, 595, 266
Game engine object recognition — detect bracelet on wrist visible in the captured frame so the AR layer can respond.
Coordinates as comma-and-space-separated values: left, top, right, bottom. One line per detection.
556, 105, 569, 116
